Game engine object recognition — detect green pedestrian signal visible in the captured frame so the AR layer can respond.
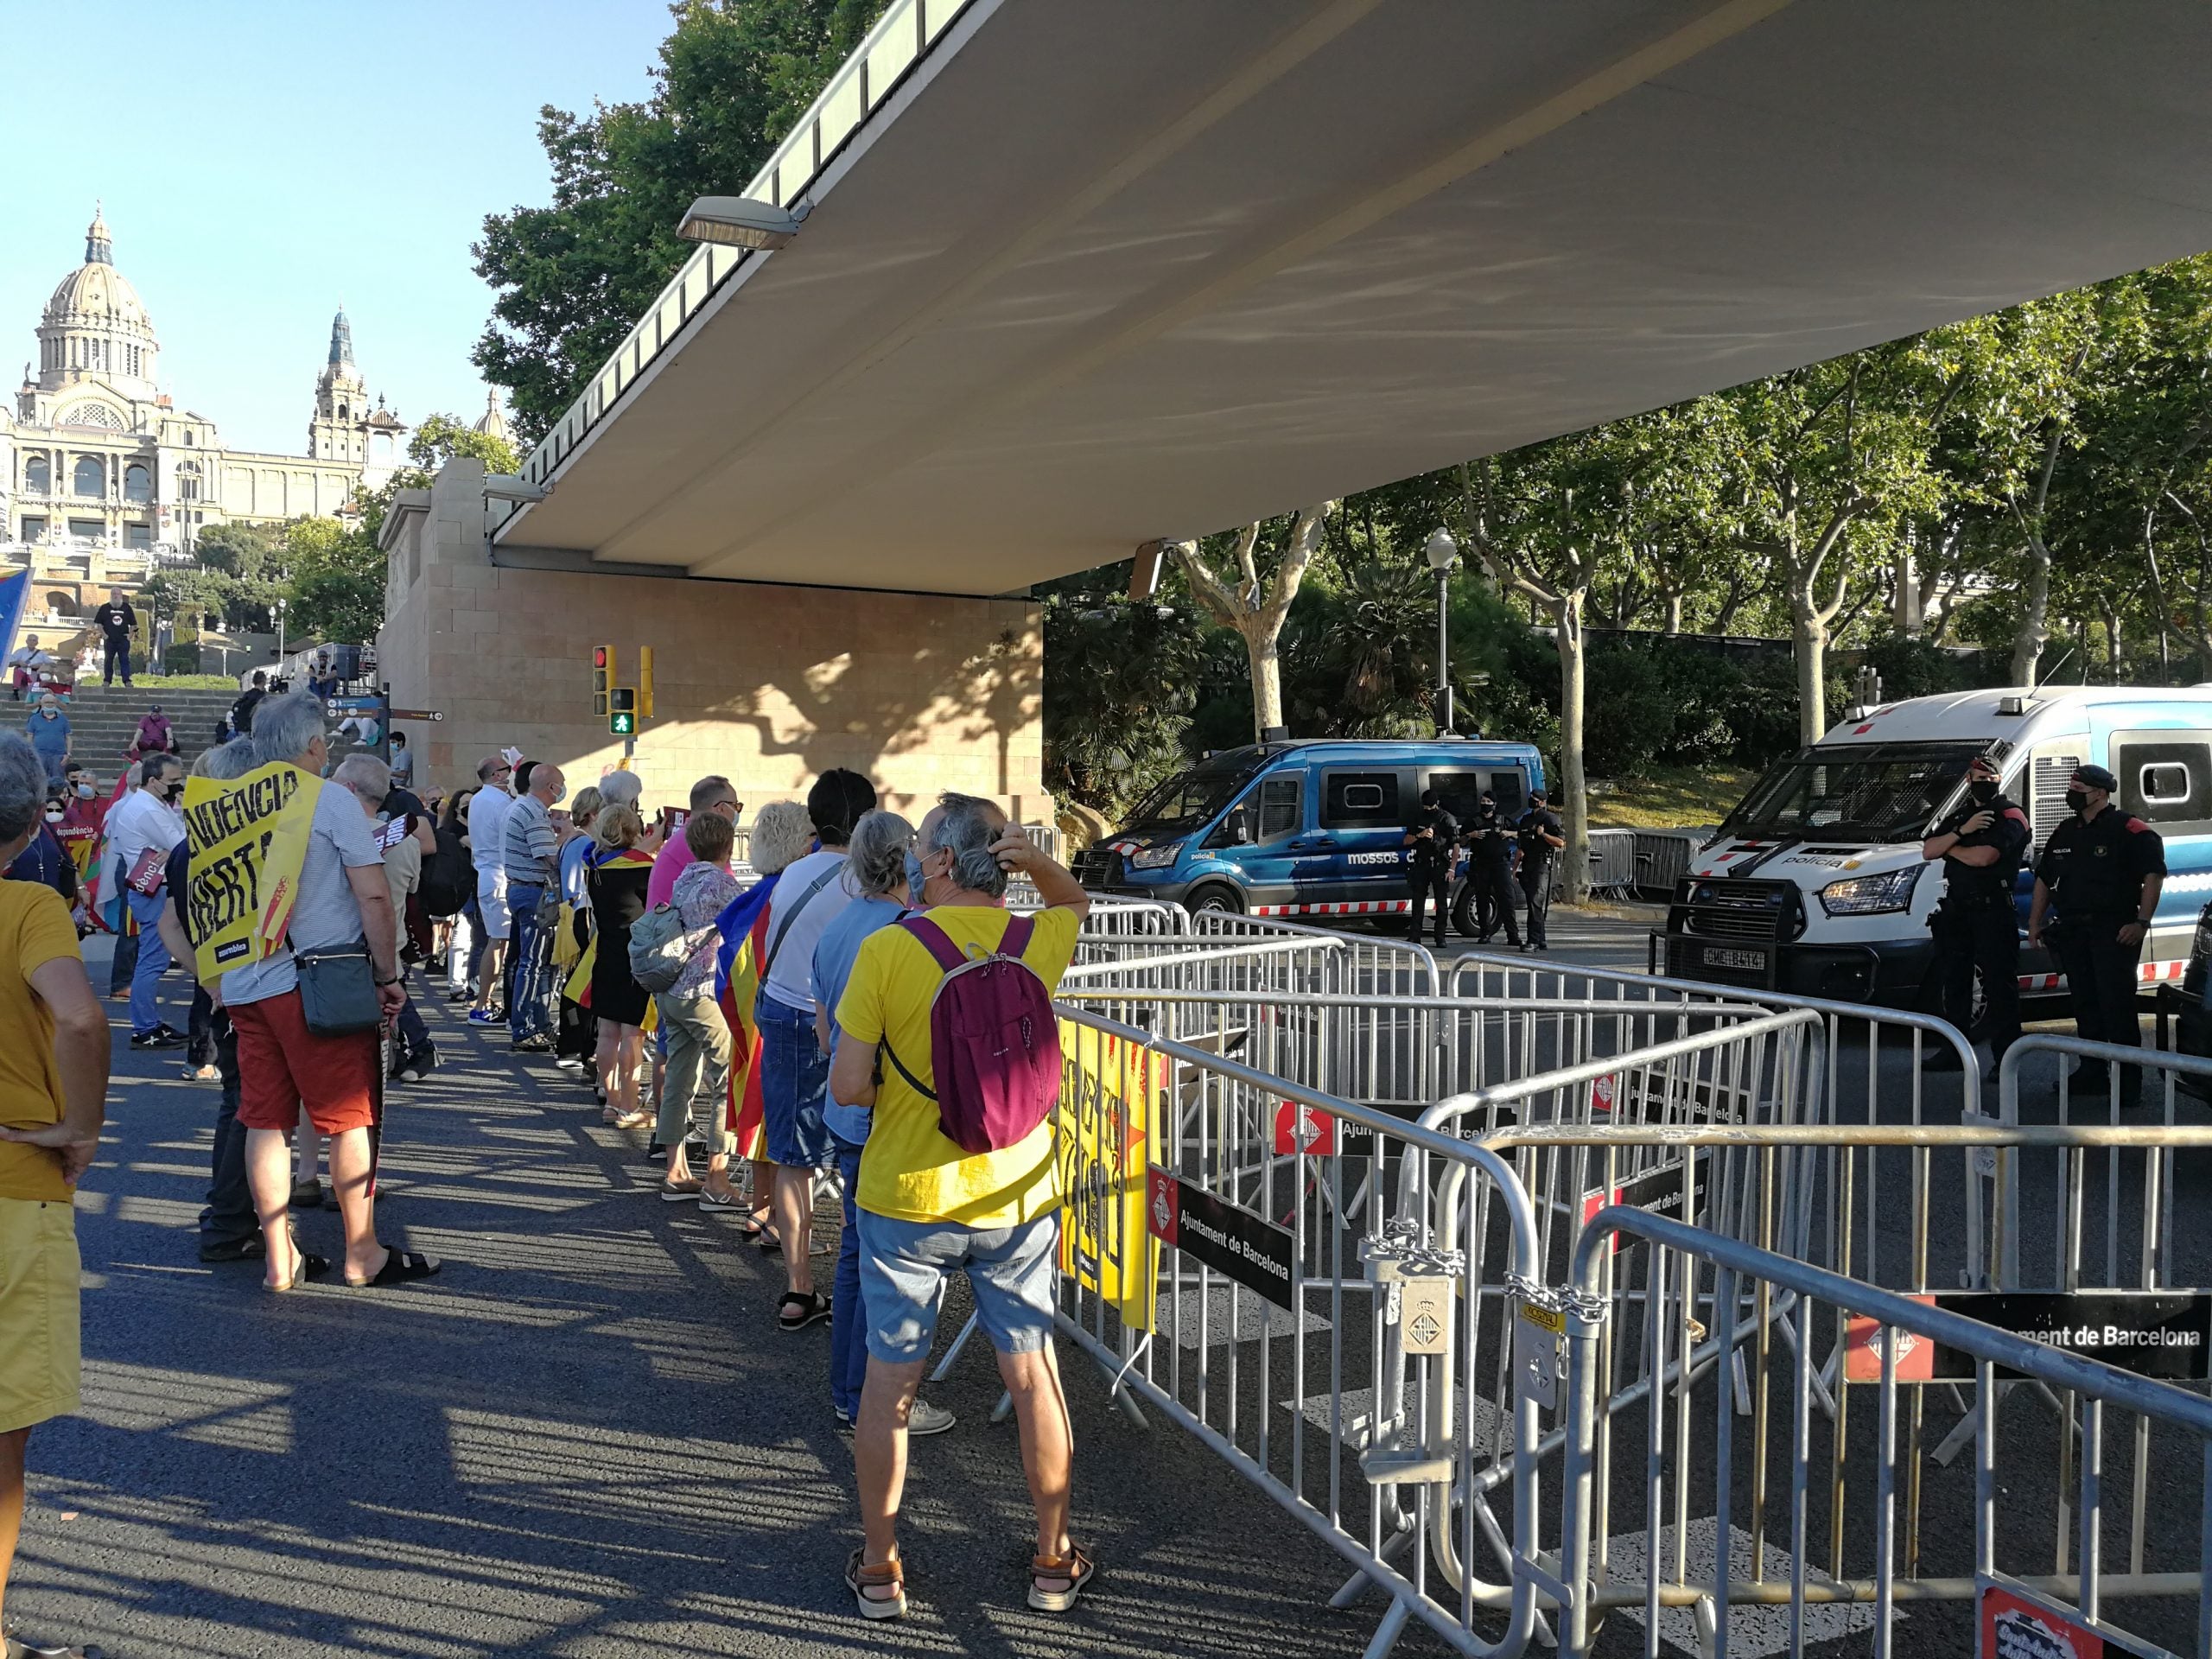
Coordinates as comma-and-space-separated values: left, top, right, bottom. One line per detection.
609, 711, 637, 736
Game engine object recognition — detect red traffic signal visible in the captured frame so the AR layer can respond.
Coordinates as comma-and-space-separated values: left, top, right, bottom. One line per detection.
592, 645, 609, 670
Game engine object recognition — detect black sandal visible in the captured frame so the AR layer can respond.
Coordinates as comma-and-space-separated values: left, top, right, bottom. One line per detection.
348, 1249, 442, 1288
778, 1290, 830, 1331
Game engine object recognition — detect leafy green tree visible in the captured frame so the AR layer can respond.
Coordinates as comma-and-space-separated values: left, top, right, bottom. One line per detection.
146, 522, 287, 633
1718, 343, 1959, 744
1170, 505, 1335, 744
1041, 584, 1209, 817
283, 518, 385, 646
474, 0, 890, 442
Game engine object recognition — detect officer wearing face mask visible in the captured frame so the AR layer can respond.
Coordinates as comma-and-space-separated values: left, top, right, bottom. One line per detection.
2028, 764, 2166, 1102
1462, 791, 1522, 948
1919, 753, 2030, 1074
1402, 789, 1459, 947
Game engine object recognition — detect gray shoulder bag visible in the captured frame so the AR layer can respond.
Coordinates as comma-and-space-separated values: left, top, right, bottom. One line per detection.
296, 940, 384, 1036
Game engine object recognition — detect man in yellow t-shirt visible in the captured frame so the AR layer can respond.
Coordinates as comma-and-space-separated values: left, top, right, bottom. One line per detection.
0, 732, 110, 1659
830, 793, 1093, 1624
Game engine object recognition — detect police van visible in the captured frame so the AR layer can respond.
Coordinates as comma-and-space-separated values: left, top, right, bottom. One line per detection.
1072, 738, 1545, 922
1664, 685, 2212, 1009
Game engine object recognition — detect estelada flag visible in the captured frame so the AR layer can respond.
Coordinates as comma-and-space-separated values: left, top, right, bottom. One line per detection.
712, 878, 777, 1162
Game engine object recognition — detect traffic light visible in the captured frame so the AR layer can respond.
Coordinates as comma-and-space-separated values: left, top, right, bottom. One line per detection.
609, 710, 637, 736
610, 687, 636, 715
591, 644, 613, 716
639, 646, 655, 719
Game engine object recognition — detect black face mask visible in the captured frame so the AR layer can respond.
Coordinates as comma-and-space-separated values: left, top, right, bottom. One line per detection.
2064, 788, 2090, 815
1968, 779, 1999, 803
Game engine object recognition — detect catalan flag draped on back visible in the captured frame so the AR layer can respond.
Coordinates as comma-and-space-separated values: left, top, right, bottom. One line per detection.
564, 844, 661, 1032
712, 878, 778, 1160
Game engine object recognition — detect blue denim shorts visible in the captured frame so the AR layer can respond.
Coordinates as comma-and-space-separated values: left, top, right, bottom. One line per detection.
857, 1208, 1058, 1364
755, 990, 830, 1168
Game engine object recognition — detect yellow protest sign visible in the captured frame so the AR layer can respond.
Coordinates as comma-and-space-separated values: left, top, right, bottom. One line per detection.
1056, 1019, 1162, 1333
181, 764, 321, 981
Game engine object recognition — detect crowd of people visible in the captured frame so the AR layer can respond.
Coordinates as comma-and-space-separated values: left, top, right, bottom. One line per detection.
430, 749, 1097, 1616
0, 688, 1104, 1641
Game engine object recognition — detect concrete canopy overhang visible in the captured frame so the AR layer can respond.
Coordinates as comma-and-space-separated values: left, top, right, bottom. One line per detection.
493, 0, 2212, 595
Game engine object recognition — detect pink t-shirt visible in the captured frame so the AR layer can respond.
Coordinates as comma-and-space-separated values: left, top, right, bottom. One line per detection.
645, 834, 696, 910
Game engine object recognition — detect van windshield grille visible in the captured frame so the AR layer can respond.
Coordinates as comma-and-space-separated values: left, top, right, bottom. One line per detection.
1721, 742, 1986, 843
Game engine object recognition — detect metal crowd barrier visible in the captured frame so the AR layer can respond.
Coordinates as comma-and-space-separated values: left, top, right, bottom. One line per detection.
1632, 829, 1707, 899
1057, 987, 1777, 1128
1555, 1192, 2212, 1658
1192, 911, 1442, 997
1052, 1003, 1551, 1656
1036, 907, 2212, 1656
1049, 1001, 1813, 1655
1586, 829, 1637, 898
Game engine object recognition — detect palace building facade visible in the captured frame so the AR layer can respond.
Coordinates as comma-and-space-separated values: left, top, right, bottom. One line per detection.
2, 207, 407, 557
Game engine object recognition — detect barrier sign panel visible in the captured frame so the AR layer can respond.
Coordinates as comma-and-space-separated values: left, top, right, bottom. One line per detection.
1846, 1292, 2212, 1384
1979, 1574, 2175, 1658
1271, 1100, 1377, 1160
1056, 1021, 1161, 1332
1147, 1170, 1296, 1311
1580, 1154, 1708, 1253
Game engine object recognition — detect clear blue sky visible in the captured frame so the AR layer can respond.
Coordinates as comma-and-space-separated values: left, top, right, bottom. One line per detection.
0, 0, 674, 456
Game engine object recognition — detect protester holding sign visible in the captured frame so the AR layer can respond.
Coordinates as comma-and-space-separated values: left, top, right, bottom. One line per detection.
188, 692, 436, 1293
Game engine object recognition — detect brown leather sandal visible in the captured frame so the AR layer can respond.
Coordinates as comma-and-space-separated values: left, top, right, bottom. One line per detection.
845, 1546, 906, 1621
1027, 1546, 1096, 1612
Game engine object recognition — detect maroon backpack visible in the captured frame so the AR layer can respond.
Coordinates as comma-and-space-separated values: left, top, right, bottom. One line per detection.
880, 913, 1062, 1154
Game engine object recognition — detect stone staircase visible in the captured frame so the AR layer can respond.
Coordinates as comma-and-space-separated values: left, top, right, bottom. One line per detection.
10, 683, 240, 789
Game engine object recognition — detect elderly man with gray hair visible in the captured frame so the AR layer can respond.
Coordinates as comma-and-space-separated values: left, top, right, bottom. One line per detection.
829, 791, 1092, 1622
215, 692, 438, 1292
0, 731, 109, 1659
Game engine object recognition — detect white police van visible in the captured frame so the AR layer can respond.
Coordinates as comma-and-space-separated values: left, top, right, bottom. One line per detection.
1662, 685, 2212, 1009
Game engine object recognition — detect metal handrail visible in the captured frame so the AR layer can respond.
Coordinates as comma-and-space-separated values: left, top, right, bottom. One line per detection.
494, 0, 981, 533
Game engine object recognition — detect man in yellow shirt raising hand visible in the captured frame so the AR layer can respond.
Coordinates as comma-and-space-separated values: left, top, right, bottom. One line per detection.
830, 792, 1092, 1624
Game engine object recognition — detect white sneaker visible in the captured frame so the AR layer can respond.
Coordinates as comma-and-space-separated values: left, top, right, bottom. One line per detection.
907, 1398, 957, 1437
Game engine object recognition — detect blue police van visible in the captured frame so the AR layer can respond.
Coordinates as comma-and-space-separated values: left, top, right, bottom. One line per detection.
1071, 737, 1546, 925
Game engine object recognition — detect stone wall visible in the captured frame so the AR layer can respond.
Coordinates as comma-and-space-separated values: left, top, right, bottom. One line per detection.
379, 461, 1047, 823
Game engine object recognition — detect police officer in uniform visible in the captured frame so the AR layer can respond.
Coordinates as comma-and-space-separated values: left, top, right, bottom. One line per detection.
1464, 791, 1522, 947
1402, 788, 1459, 946
2028, 764, 2166, 1102
1516, 788, 1566, 953
1919, 753, 2030, 1073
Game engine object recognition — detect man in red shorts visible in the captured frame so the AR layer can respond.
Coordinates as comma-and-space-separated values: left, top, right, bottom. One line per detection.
217, 693, 439, 1292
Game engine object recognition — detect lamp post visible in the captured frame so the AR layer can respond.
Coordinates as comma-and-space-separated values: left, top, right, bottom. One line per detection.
1425, 527, 1459, 734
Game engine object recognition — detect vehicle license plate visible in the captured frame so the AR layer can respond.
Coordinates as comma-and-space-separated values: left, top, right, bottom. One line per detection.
1705, 947, 1765, 971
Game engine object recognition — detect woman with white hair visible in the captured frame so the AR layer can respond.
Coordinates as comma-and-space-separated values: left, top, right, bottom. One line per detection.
722, 800, 811, 1240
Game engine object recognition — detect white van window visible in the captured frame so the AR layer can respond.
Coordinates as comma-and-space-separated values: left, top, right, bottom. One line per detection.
1322, 772, 1400, 829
